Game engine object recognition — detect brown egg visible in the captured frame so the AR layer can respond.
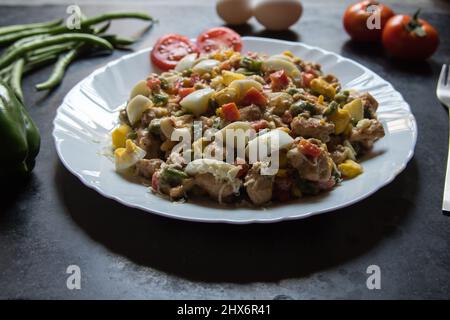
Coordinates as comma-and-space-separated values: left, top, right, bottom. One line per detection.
254, 0, 303, 31
216, 0, 253, 25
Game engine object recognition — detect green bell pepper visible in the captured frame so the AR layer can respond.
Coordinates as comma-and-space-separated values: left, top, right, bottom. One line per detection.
0, 81, 40, 178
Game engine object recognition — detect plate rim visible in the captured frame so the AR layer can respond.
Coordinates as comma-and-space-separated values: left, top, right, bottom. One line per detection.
53, 36, 418, 224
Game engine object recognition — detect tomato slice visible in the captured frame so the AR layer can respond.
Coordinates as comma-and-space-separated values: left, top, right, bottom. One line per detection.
151, 34, 198, 71
197, 27, 242, 53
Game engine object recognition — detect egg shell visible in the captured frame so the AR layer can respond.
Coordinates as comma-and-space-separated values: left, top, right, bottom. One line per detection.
254, 0, 303, 31
216, 0, 253, 25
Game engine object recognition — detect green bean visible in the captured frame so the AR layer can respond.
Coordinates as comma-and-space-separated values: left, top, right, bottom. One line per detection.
6, 34, 49, 53
0, 65, 12, 77
0, 12, 153, 46
28, 43, 75, 58
0, 18, 62, 36
0, 33, 113, 69
10, 58, 25, 101
24, 54, 58, 73
101, 34, 136, 47
2, 73, 11, 83
0, 28, 56, 46
35, 44, 83, 91
93, 21, 111, 35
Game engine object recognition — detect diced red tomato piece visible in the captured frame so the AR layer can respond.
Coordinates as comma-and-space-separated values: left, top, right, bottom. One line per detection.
241, 87, 267, 106
221, 102, 240, 121
270, 70, 289, 90
146, 77, 161, 91
251, 120, 269, 132
302, 72, 316, 87
298, 139, 322, 158
179, 87, 195, 98
273, 176, 293, 201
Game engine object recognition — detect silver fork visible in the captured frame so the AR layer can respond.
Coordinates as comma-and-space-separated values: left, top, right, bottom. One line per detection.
437, 64, 450, 213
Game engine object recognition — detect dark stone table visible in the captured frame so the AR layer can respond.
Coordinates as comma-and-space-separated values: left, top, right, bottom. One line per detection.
1, 1, 449, 299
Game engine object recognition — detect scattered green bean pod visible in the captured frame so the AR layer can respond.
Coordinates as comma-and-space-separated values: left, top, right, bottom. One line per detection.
101, 34, 137, 47
24, 54, 59, 73
0, 18, 62, 36
35, 44, 83, 91
10, 58, 25, 101
0, 11, 153, 97
28, 43, 75, 58
0, 33, 113, 69
0, 28, 56, 46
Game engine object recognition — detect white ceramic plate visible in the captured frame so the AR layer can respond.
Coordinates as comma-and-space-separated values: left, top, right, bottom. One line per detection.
53, 37, 417, 224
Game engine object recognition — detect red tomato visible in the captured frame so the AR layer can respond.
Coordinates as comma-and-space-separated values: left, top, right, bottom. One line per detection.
151, 34, 198, 71
298, 139, 322, 158
197, 27, 242, 53
343, 1, 394, 42
382, 12, 439, 60
241, 87, 267, 106
270, 70, 289, 90
221, 102, 241, 121
301, 72, 315, 87
178, 87, 195, 98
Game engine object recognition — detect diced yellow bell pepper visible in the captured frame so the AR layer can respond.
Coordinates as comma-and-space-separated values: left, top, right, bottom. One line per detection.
343, 123, 353, 136
111, 124, 131, 149
338, 160, 363, 179
328, 108, 351, 135
343, 98, 363, 121
222, 70, 246, 85
114, 139, 138, 158
213, 87, 238, 106
283, 50, 294, 58
216, 107, 223, 117
317, 95, 324, 104
310, 78, 336, 99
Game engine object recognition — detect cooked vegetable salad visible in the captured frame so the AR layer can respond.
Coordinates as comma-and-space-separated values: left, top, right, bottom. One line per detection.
112, 30, 385, 205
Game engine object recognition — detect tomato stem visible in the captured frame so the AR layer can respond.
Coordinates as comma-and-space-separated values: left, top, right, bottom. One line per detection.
405, 8, 426, 37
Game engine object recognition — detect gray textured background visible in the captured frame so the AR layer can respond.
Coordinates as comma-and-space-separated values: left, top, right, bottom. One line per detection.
0, 0, 449, 299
